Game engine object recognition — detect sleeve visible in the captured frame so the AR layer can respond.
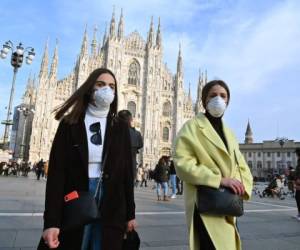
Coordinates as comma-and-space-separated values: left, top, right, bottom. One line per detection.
43, 121, 67, 229
123, 124, 136, 221
173, 121, 222, 188
234, 149, 253, 200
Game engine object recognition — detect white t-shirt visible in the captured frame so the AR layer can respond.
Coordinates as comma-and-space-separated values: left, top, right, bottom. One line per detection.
84, 109, 107, 178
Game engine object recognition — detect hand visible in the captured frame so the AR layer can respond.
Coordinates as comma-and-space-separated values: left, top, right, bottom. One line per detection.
42, 228, 60, 248
127, 219, 137, 232
221, 178, 245, 196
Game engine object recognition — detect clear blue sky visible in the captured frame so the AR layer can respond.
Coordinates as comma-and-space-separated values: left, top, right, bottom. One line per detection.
0, 0, 299, 143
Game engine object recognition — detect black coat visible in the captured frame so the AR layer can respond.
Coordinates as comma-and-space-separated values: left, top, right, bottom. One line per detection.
154, 163, 170, 183
129, 127, 143, 176
38, 115, 135, 250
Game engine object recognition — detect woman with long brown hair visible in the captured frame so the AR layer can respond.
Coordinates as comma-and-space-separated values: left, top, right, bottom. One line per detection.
38, 68, 136, 250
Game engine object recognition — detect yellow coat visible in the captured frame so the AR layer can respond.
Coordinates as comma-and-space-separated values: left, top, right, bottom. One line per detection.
173, 113, 253, 250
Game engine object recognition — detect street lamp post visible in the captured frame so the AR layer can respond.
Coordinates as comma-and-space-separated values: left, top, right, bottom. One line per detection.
275, 137, 288, 174
0, 40, 35, 149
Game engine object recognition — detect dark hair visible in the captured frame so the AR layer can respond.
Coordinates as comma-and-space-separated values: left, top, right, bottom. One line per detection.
118, 109, 133, 125
158, 155, 169, 166
54, 68, 118, 124
201, 80, 230, 110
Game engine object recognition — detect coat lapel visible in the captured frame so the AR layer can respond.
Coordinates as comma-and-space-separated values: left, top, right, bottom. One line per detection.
70, 120, 88, 175
195, 113, 229, 156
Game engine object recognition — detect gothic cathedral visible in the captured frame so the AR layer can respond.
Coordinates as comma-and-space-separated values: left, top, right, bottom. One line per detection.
25, 10, 207, 168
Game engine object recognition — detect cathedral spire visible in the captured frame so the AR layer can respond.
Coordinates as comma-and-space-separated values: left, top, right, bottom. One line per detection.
188, 82, 192, 100
80, 25, 88, 56
245, 120, 254, 144
26, 72, 32, 89
156, 17, 162, 49
102, 23, 108, 46
23, 72, 35, 104
147, 16, 155, 48
205, 69, 208, 83
176, 43, 183, 76
117, 8, 124, 40
49, 39, 58, 79
91, 25, 98, 55
39, 39, 49, 79
195, 69, 205, 114
32, 73, 36, 89
109, 6, 116, 38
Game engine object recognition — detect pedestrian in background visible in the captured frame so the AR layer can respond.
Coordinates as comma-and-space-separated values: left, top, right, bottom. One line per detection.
154, 156, 170, 201
38, 68, 136, 250
174, 80, 253, 250
135, 164, 143, 188
176, 176, 183, 195
36, 159, 44, 181
140, 164, 148, 187
118, 109, 143, 182
168, 158, 177, 199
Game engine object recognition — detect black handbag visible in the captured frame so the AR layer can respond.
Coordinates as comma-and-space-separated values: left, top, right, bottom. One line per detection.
61, 190, 101, 231
61, 152, 108, 231
122, 230, 140, 250
196, 151, 244, 217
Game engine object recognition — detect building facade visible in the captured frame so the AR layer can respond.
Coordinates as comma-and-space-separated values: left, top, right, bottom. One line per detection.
9, 75, 36, 162
240, 121, 300, 178
23, 10, 207, 168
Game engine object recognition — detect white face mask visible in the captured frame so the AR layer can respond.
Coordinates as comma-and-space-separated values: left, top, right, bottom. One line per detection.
206, 96, 227, 118
94, 86, 115, 110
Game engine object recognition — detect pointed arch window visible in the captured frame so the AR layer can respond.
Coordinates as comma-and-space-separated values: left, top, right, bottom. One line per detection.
162, 101, 171, 117
127, 101, 137, 118
162, 127, 169, 142
128, 60, 140, 85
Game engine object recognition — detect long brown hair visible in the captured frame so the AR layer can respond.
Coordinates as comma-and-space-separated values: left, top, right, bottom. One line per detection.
54, 68, 118, 124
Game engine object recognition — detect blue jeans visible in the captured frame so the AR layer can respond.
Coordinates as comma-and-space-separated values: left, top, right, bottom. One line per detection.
81, 178, 102, 250
156, 182, 168, 196
170, 175, 177, 195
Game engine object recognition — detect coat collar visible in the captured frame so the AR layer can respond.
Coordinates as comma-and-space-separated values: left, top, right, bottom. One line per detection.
195, 113, 233, 157
70, 117, 89, 176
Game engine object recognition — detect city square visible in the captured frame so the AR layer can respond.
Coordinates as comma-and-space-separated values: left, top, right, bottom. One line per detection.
1, 1, 300, 250
0, 174, 300, 250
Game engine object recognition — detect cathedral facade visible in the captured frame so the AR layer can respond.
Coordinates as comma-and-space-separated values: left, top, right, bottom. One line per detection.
24, 10, 207, 168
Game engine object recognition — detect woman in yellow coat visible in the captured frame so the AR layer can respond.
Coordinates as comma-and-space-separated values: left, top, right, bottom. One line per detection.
174, 80, 253, 250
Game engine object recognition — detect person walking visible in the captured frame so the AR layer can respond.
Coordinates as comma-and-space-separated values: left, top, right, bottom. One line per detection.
36, 159, 44, 181
174, 80, 253, 250
38, 68, 136, 250
169, 158, 177, 199
118, 109, 143, 182
176, 176, 183, 195
140, 165, 149, 187
154, 156, 170, 201
135, 165, 143, 188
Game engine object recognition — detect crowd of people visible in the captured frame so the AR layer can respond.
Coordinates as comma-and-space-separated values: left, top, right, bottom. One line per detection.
0, 158, 48, 180
0, 161, 30, 176
133, 157, 184, 201
254, 149, 300, 221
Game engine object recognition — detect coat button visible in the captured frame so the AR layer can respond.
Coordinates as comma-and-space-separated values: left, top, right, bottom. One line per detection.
104, 174, 109, 179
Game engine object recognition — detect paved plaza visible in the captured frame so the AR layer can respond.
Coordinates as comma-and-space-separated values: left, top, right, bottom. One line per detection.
0, 174, 300, 250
